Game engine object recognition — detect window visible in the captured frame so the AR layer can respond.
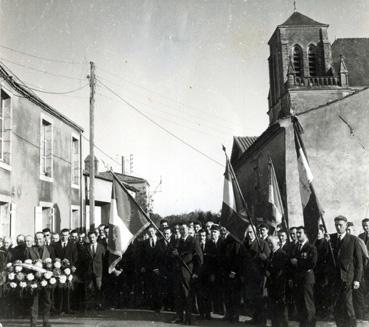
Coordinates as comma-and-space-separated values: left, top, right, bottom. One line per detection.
0, 90, 11, 166
293, 45, 303, 78
308, 45, 317, 77
0, 201, 11, 236
71, 136, 80, 186
40, 118, 53, 178
71, 206, 80, 229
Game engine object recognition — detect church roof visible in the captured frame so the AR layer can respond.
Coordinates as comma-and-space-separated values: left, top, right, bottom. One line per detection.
279, 11, 328, 27
332, 38, 369, 87
230, 136, 258, 165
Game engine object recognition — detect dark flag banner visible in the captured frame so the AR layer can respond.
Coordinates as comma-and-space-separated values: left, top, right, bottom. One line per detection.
268, 158, 284, 228
108, 175, 149, 273
220, 158, 249, 243
292, 117, 323, 241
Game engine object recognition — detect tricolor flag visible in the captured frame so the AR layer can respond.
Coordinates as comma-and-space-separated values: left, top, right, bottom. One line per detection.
220, 158, 249, 243
268, 158, 284, 227
108, 174, 149, 273
293, 117, 324, 241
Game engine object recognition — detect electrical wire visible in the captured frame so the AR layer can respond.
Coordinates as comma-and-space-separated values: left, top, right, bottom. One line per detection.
0, 57, 85, 81
0, 44, 84, 65
96, 78, 224, 168
27, 83, 89, 95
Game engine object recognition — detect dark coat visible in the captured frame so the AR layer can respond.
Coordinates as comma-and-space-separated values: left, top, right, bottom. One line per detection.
25, 245, 55, 261
358, 232, 369, 253
176, 235, 203, 277
141, 238, 161, 271
330, 233, 363, 283
7, 244, 27, 262
85, 242, 106, 278
201, 239, 222, 278
242, 238, 270, 282
157, 238, 176, 277
290, 241, 317, 284
266, 248, 289, 300
53, 241, 78, 265
221, 235, 243, 278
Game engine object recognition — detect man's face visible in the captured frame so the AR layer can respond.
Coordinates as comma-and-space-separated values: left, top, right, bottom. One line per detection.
61, 231, 69, 242
278, 232, 287, 244
161, 222, 169, 229
148, 228, 156, 238
362, 221, 369, 233
246, 228, 255, 241
79, 234, 86, 243
104, 227, 109, 236
194, 224, 201, 233
205, 222, 213, 232
25, 236, 33, 248
163, 229, 172, 241
335, 220, 347, 235
43, 232, 51, 242
260, 227, 268, 238
99, 227, 105, 237
296, 229, 306, 242
268, 238, 279, 252
317, 229, 324, 239
3, 237, 11, 249
16, 235, 25, 245
89, 233, 97, 244
52, 234, 60, 243
174, 225, 180, 235
35, 233, 44, 247
70, 233, 78, 241
180, 225, 188, 238
220, 227, 228, 239
290, 229, 297, 241
211, 230, 220, 241
188, 228, 195, 237
199, 232, 206, 243
347, 226, 355, 235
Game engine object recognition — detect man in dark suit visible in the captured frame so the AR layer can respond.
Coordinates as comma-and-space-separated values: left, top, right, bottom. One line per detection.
26, 232, 55, 327
7, 234, 27, 262
85, 230, 106, 310
330, 215, 363, 327
266, 236, 289, 327
243, 225, 270, 326
157, 226, 177, 311
221, 230, 243, 323
53, 228, 78, 314
172, 223, 203, 325
290, 226, 317, 327
358, 218, 369, 303
140, 225, 162, 312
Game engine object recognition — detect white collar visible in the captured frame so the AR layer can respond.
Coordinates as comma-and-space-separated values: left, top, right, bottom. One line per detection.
339, 232, 346, 240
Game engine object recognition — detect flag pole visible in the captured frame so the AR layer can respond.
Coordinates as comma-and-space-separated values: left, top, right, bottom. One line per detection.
222, 145, 262, 249
109, 170, 194, 275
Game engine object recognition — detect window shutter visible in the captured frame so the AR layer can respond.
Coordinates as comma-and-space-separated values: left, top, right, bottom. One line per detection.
10, 202, 16, 237
34, 206, 42, 233
3, 97, 11, 164
50, 207, 55, 231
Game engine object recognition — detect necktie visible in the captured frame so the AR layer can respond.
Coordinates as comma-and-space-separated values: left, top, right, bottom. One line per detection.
92, 244, 95, 255
38, 247, 43, 258
298, 243, 302, 252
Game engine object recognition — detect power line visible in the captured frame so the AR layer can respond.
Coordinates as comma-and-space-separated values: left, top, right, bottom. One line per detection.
27, 83, 89, 95
96, 78, 224, 168
0, 57, 85, 81
0, 44, 84, 65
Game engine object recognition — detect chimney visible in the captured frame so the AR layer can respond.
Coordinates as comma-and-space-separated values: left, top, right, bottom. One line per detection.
121, 156, 125, 174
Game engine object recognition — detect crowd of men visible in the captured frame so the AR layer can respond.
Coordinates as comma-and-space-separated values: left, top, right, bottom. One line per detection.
0, 216, 368, 327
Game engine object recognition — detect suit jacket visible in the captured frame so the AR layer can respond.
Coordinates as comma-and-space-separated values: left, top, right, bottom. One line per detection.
53, 241, 78, 265
290, 241, 317, 284
141, 237, 161, 272
157, 238, 176, 277
176, 235, 203, 278
266, 248, 289, 300
201, 239, 222, 278
242, 238, 270, 282
358, 232, 369, 252
85, 242, 106, 278
331, 233, 363, 283
221, 235, 243, 279
25, 245, 55, 261
7, 244, 27, 262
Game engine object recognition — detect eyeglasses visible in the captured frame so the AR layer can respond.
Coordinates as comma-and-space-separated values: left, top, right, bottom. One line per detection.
44, 234, 50, 237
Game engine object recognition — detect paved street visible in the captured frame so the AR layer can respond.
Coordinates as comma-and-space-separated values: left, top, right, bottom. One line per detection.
1, 309, 368, 327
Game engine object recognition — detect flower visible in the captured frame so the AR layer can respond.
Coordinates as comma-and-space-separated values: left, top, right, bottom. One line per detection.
44, 271, 52, 280
59, 275, 67, 284
16, 272, 25, 281
53, 268, 61, 277
68, 275, 73, 282
34, 260, 43, 268
9, 282, 17, 288
71, 266, 77, 273
54, 261, 61, 269
24, 259, 32, 265
62, 258, 70, 266
14, 265, 22, 272
44, 258, 52, 264
64, 268, 71, 276
14, 260, 22, 265
8, 273, 15, 280
49, 277, 56, 285
19, 281, 27, 288
26, 273, 35, 281
30, 283, 38, 289
6, 262, 13, 268
35, 271, 42, 279
46, 263, 53, 270
40, 280, 48, 287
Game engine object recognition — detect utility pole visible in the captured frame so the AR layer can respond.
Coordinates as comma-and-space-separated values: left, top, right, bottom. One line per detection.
89, 61, 96, 231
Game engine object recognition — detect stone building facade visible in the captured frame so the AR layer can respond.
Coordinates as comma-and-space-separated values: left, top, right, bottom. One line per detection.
231, 12, 369, 231
0, 64, 83, 238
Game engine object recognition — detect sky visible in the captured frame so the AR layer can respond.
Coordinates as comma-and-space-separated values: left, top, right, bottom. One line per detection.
0, 0, 368, 216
